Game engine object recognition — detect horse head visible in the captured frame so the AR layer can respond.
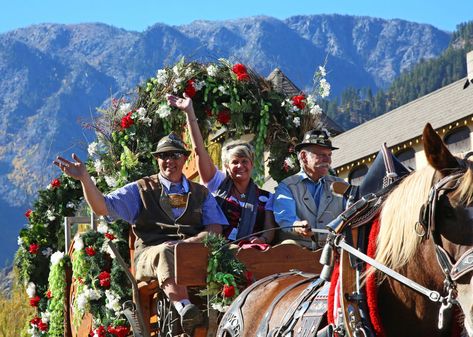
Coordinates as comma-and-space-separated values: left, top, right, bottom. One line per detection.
376, 123, 473, 336
423, 123, 473, 336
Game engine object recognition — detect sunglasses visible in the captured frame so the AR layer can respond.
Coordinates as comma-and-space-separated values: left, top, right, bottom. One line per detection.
156, 152, 185, 160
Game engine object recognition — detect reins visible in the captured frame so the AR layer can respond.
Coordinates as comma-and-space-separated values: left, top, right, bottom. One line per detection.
322, 167, 472, 332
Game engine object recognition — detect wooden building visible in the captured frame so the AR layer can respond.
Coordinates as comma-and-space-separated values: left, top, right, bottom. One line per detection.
332, 51, 473, 185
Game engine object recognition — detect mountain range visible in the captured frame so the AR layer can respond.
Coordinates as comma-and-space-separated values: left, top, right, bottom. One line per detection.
0, 14, 452, 266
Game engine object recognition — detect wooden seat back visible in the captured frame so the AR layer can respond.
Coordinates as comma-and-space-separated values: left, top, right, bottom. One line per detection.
174, 243, 323, 287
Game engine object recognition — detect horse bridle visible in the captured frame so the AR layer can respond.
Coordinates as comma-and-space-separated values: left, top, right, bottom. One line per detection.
416, 167, 473, 328
419, 168, 473, 283
323, 164, 473, 331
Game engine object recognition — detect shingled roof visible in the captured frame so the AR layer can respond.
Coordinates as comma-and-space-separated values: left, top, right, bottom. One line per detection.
331, 78, 473, 169
266, 68, 344, 135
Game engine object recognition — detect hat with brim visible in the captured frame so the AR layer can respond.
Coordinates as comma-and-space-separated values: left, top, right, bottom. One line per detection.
295, 129, 339, 152
151, 133, 191, 156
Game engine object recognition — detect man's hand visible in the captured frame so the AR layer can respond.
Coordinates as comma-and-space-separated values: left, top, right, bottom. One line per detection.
54, 154, 88, 181
167, 93, 193, 114
293, 220, 313, 237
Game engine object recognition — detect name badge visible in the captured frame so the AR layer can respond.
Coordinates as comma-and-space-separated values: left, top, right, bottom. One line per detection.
228, 228, 238, 241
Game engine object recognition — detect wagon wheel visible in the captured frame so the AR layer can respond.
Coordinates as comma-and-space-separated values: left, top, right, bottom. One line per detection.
156, 290, 183, 337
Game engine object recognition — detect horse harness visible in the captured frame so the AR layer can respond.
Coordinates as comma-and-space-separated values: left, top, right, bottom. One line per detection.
320, 165, 473, 336
217, 271, 331, 337
418, 168, 473, 328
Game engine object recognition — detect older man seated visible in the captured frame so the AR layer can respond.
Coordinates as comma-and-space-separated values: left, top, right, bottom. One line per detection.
273, 128, 347, 249
54, 133, 228, 335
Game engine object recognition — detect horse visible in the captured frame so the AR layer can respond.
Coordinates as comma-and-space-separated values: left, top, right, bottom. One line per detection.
216, 123, 473, 337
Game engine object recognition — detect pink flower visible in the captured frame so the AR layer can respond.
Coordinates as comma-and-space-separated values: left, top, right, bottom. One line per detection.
98, 271, 111, 288
29, 243, 39, 254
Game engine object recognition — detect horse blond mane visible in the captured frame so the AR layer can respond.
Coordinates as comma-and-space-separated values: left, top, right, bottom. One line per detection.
375, 160, 473, 273
374, 165, 435, 272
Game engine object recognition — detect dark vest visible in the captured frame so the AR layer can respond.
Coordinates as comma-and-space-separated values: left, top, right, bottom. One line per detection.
133, 174, 208, 260
216, 188, 270, 240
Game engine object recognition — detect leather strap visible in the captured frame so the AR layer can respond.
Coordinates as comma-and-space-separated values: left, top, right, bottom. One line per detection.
256, 274, 318, 337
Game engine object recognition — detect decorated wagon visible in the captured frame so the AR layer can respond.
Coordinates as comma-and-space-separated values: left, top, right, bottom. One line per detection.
15, 58, 333, 337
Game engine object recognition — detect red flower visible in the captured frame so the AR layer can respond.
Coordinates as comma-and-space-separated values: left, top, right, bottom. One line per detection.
37, 321, 48, 332
107, 325, 131, 337
90, 326, 106, 337
98, 271, 111, 288
184, 79, 196, 98
217, 110, 231, 125
30, 316, 41, 326
222, 284, 235, 298
29, 243, 39, 254
29, 295, 41, 307
291, 95, 306, 110
46, 289, 52, 299
205, 107, 213, 116
105, 232, 116, 240
50, 178, 61, 188
85, 246, 96, 256
232, 63, 250, 81
25, 209, 32, 219
120, 111, 134, 129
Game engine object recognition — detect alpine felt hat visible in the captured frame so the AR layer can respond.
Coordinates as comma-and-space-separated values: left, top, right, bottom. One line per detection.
294, 129, 338, 152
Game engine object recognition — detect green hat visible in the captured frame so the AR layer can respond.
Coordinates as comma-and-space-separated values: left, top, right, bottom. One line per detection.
295, 128, 338, 152
151, 133, 191, 156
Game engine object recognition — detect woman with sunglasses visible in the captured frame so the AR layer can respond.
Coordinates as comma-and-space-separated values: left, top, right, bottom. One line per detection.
168, 94, 275, 245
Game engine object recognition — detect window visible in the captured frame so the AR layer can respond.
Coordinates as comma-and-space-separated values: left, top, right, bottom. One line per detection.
396, 148, 416, 170
444, 126, 471, 155
349, 165, 368, 186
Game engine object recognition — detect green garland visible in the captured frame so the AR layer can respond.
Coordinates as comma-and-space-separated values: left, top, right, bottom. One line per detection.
199, 234, 246, 311
47, 254, 70, 337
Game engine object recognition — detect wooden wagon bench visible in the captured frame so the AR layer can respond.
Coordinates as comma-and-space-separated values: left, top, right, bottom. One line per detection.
134, 242, 323, 336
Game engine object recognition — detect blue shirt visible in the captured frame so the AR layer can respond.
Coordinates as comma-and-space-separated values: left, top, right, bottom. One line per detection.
104, 174, 229, 226
273, 171, 325, 229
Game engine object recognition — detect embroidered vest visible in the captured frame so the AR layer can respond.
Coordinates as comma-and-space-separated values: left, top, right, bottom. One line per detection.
133, 174, 208, 260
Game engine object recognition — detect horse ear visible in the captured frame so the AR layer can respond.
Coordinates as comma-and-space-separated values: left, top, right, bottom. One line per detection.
423, 123, 458, 172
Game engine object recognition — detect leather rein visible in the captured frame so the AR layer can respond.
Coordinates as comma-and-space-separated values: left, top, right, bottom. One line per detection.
323, 166, 473, 331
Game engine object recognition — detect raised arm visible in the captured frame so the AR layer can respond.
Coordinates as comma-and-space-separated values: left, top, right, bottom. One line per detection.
53, 154, 108, 216
167, 94, 217, 184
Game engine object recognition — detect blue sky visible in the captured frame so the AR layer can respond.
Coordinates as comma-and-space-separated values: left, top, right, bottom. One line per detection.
1, 0, 472, 33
